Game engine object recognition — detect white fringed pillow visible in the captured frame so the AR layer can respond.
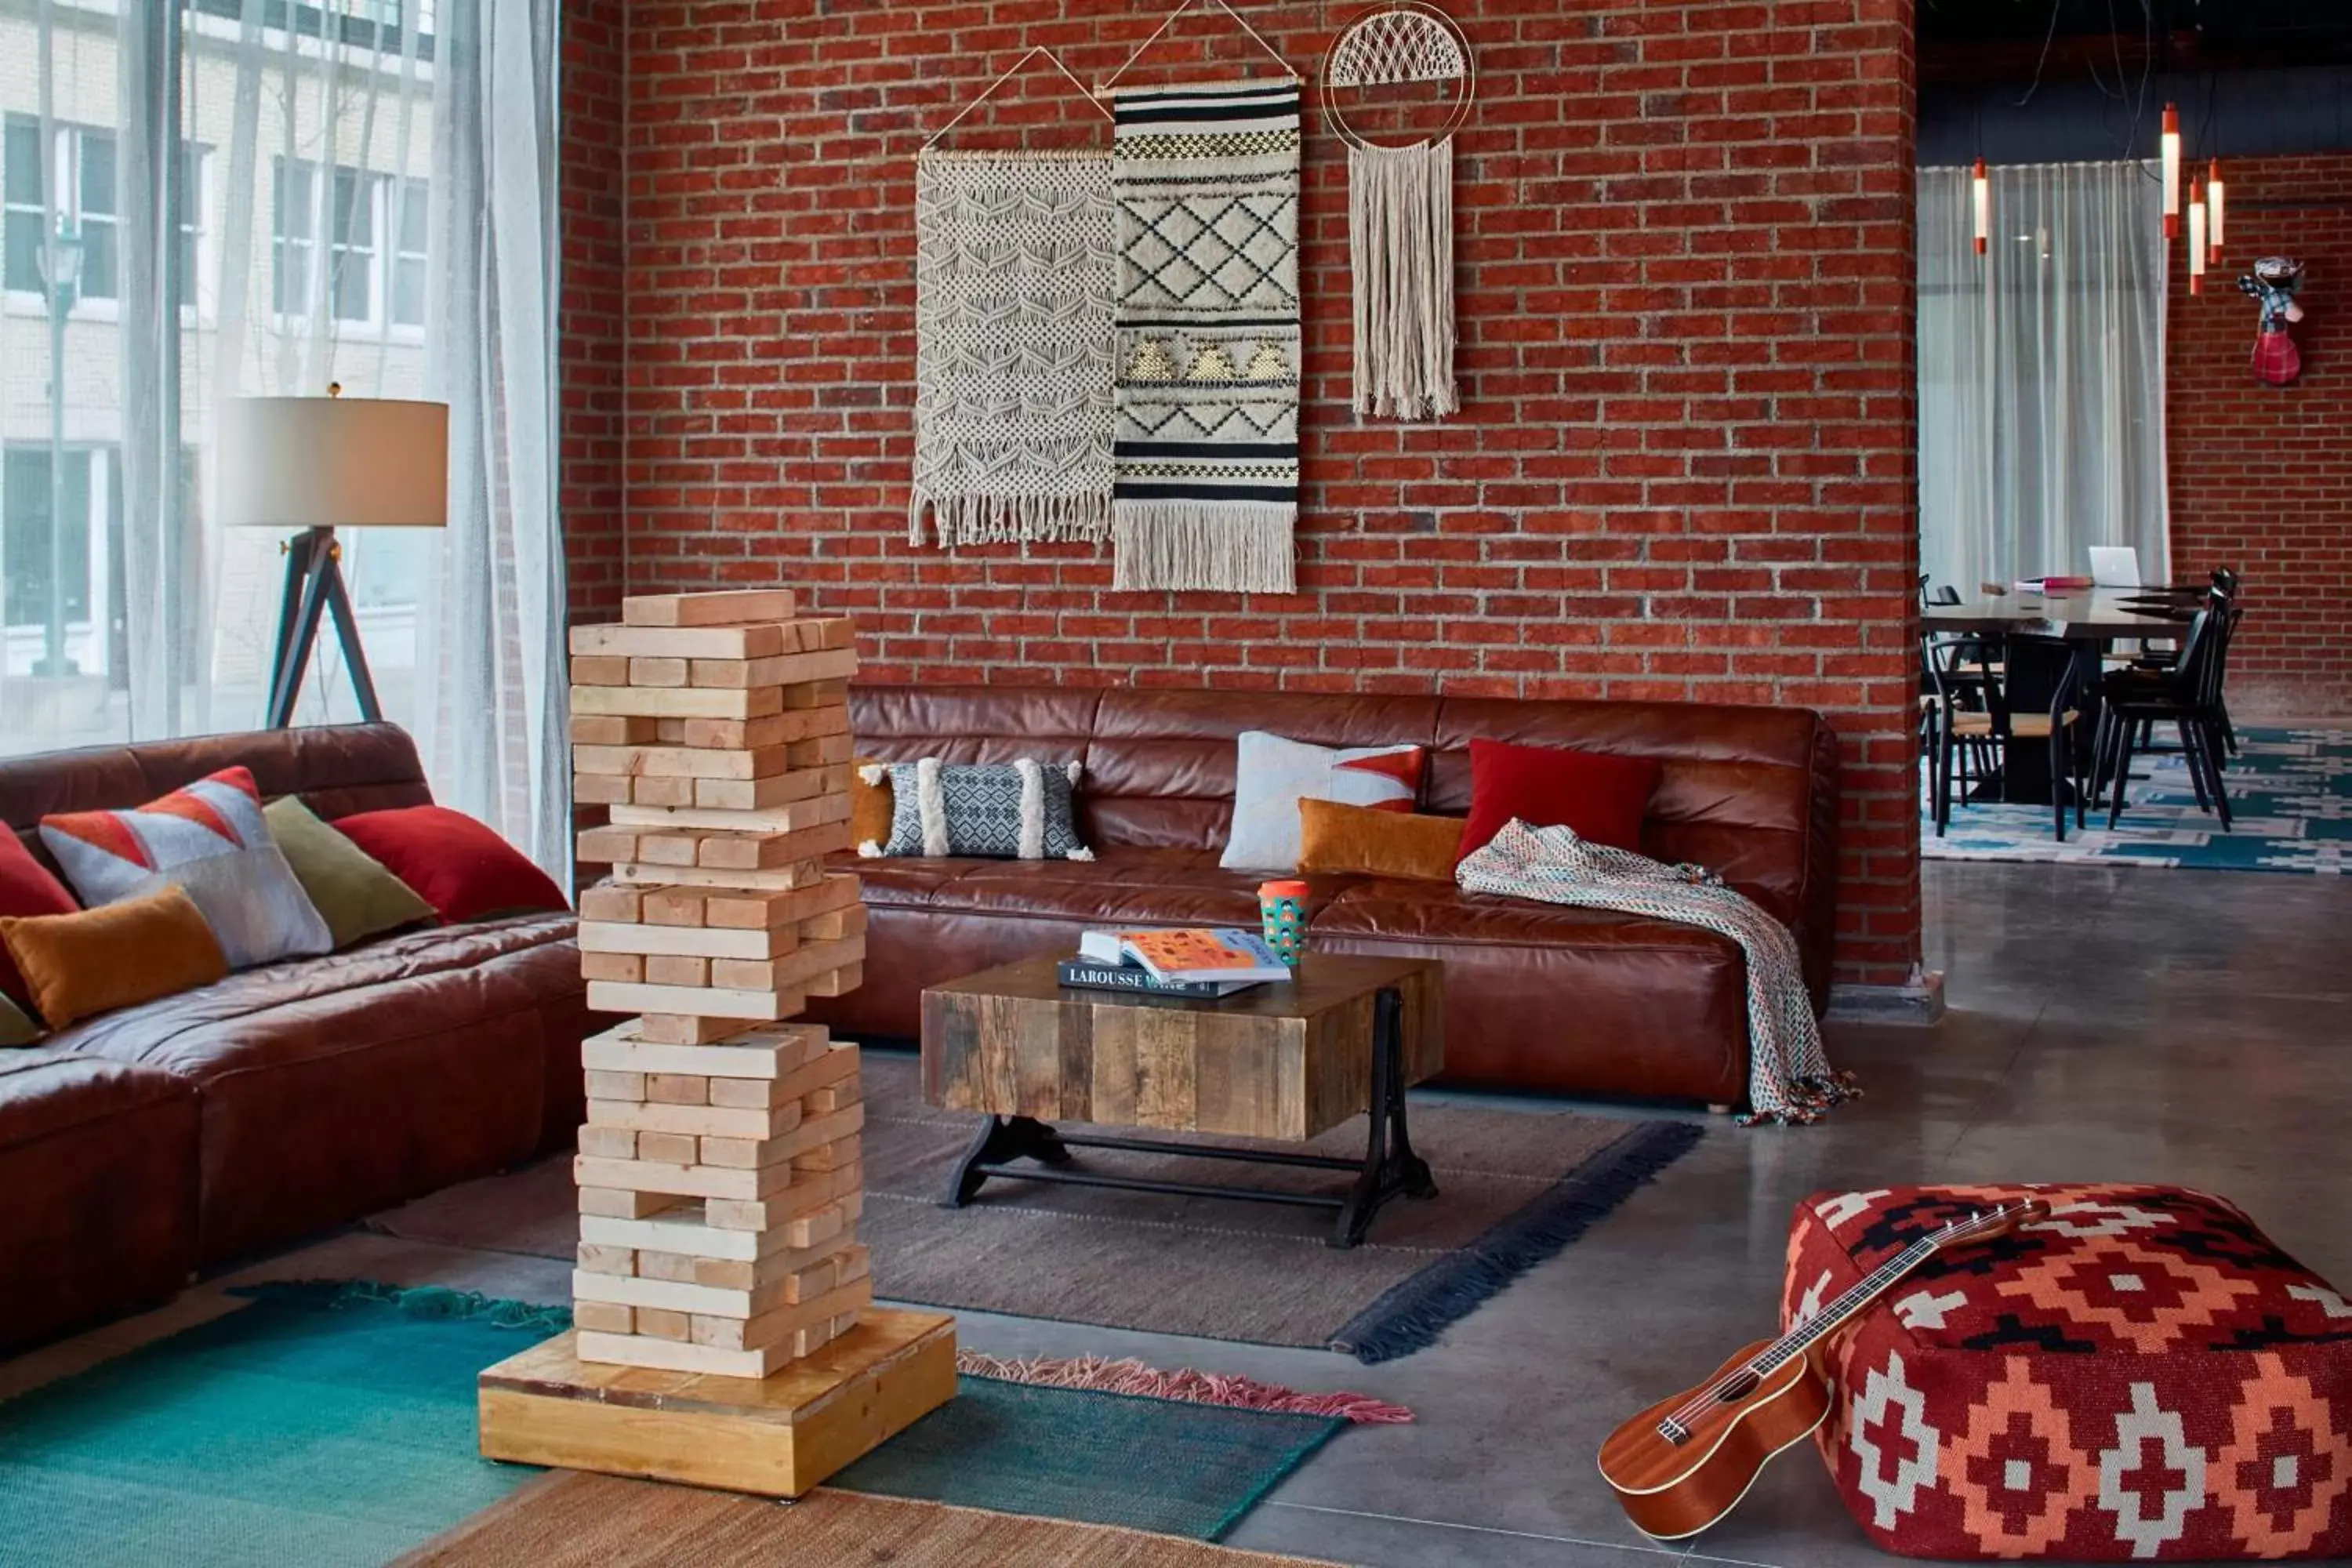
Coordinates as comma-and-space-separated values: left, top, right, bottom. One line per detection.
862, 759, 1094, 862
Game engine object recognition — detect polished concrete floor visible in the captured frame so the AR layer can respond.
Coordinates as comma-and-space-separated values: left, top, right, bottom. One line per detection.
8, 858, 2348, 1566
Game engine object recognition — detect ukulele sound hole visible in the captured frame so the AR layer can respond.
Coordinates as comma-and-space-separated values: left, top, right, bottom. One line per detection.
1715, 1372, 1762, 1405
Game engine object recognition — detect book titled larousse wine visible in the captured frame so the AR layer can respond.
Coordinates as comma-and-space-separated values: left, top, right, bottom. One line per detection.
1053, 960, 1257, 999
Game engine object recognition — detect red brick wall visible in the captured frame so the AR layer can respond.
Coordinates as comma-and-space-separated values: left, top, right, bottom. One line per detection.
2168, 154, 2352, 717
585, 0, 1924, 987
561, 0, 630, 620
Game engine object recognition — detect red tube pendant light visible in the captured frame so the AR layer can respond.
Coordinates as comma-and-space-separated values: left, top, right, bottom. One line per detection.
2161, 103, 2182, 239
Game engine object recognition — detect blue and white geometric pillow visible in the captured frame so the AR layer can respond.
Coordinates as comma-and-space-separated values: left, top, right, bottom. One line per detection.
866, 758, 1093, 862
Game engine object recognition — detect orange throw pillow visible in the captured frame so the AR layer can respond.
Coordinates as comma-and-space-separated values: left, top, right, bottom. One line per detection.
851, 759, 895, 854
1297, 799, 1465, 883
0, 884, 229, 1030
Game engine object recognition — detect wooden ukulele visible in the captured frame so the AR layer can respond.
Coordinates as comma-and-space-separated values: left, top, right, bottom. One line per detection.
1597, 1199, 2048, 1542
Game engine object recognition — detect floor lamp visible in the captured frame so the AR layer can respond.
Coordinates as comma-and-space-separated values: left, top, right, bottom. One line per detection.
220, 389, 448, 728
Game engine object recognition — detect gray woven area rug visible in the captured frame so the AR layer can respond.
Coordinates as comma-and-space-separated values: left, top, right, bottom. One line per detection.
368, 1051, 1700, 1363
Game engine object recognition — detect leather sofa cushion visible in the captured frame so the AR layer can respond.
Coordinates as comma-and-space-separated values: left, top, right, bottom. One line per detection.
858, 848, 1361, 929
55, 913, 583, 1262
0, 1042, 195, 1147
1313, 877, 1749, 962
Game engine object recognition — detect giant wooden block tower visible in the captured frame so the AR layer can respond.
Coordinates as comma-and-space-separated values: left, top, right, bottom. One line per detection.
478, 589, 953, 1494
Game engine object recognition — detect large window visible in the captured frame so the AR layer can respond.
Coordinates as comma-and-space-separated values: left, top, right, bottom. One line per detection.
3, 118, 118, 303
2, 446, 104, 634
274, 158, 427, 332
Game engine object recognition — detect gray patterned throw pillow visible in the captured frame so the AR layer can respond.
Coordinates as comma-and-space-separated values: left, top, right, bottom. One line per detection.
866, 759, 1093, 862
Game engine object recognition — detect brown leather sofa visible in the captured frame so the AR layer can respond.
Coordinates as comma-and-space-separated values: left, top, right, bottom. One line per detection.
0, 724, 593, 1353
807, 687, 1838, 1107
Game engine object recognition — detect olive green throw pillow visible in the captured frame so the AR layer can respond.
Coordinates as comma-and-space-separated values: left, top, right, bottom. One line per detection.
263, 796, 437, 950
0, 989, 38, 1046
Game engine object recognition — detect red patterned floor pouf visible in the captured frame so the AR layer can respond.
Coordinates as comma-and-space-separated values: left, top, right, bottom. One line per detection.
1785, 1185, 2352, 1560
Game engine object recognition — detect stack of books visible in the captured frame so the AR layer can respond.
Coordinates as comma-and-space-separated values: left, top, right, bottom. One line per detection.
1058, 927, 1293, 998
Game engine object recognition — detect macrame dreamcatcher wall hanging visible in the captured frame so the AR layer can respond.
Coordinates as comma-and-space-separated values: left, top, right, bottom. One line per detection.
1323, 2, 1472, 422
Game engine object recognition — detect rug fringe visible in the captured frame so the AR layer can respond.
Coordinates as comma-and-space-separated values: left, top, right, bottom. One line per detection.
956, 1351, 1413, 1425
1328, 1120, 1705, 1364
230, 1279, 573, 1336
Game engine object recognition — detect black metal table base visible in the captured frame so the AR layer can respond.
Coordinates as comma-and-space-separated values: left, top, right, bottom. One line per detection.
940, 987, 1436, 1248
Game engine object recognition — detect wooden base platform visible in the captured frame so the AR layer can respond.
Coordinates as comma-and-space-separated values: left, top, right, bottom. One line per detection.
477, 1308, 955, 1497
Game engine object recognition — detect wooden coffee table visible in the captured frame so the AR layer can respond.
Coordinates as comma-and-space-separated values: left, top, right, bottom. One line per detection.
920, 954, 1443, 1248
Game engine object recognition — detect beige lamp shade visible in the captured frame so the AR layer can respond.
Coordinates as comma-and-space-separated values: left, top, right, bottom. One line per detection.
218, 395, 449, 530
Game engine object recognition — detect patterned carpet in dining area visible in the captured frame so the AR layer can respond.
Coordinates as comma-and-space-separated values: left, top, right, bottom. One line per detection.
1921, 727, 2352, 873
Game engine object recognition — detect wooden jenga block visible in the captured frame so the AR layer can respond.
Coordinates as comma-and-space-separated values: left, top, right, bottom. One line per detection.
634, 833, 699, 868
677, 706, 848, 751
791, 1134, 860, 1174
572, 684, 784, 721
786, 731, 856, 768
636, 1013, 747, 1045
574, 772, 633, 807
704, 874, 859, 931
568, 1331, 774, 1379
571, 713, 658, 746
575, 622, 793, 662
637, 1131, 700, 1167
584, 1069, 646, 1102
631, 774, 699, 809
611, 796, 851, 837
577, 921, 798, 961
581, 1201, 823, 1265
621, 589, 797, 628
614, 861, 823, 893
576, 826, 637, 865
796, 617, 857, 652
586, 1096, 802, 1142
635, 1249, 703, 1285
641, 889, 708, 927
645, 1073, 712, 1105
579, 1186, 681, 1220
577, 1125, 639, 1160
577, 1242, 637, 1276
802, 1080, 859, 1115
572, 1153, 796, 1203
583, 1021, 830, 1080
572, 743, 803, 782
572, 1301, 635, 1335
703, 1168, 862, 1236
695, 1100, 859, 1170
578, 883, 643, 924
644, 953, 710, 988
692, 771, 828, 812
634, 1308, 694, 1342
805, 963, 863, 999
782, 678, 851, 711
797, 902, 867, 942
690, 1236, 860, 1294
586, 982, 809, 1022
688, 1278, 873, 1355
628, 656, 689, 688
686, 648, 858, 691
568, 654, 631, 688
579, 951, 644, 985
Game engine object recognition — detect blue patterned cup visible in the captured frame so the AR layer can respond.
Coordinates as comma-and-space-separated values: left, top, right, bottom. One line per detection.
1258, 880, 1310, 967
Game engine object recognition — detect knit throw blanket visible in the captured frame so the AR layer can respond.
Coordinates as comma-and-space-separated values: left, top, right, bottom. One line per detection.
911, 151, 1116, 547
1109, 82, 1302, 593
1457, 820, 1856, 1126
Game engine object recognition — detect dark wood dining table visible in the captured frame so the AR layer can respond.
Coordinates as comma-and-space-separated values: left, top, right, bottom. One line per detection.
1921, 590, 2196, 805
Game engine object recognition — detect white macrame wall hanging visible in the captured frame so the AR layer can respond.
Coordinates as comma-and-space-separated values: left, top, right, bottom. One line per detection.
1322, 2, 1474, 422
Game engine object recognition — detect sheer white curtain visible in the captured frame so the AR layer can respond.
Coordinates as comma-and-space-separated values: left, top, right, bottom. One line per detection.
0, 0, 566, 874
1917, 161, 2170, 598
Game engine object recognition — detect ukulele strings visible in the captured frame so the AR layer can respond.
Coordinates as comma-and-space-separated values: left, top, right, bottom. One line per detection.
1657, 1206, 2015, 1432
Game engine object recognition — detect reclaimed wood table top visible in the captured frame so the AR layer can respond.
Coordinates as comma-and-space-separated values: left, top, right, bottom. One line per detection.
1922, 590, 2194, 641
920, 954, 1446, 1143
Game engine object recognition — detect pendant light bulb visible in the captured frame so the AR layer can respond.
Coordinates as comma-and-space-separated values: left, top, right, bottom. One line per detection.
2161, 103, 2182, 238
2188, 182, 2207, 294
2207, 158, 2226, 261
1972, 159, 1990, 257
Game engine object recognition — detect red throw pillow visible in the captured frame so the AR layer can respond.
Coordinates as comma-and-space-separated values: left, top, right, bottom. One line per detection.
330, 806, 567, 925
1457, 739, 1662, 862
0, 831, 79, 1009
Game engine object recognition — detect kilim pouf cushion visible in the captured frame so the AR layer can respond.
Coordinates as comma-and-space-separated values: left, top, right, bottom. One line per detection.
1785, 1184, 2352, 1560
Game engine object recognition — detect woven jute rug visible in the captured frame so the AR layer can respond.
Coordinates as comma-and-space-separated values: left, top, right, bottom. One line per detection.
372, 1051, 1699, 1362
394, 1476, 1340, 1567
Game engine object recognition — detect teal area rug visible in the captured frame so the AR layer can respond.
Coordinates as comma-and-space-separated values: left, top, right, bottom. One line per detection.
0, 1283, 1342, 1563
1922, 727, 2352, 873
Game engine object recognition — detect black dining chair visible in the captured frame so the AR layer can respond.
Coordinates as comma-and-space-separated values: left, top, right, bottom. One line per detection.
1925, 633, 2087, 840
2093, 608, 2236, 831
